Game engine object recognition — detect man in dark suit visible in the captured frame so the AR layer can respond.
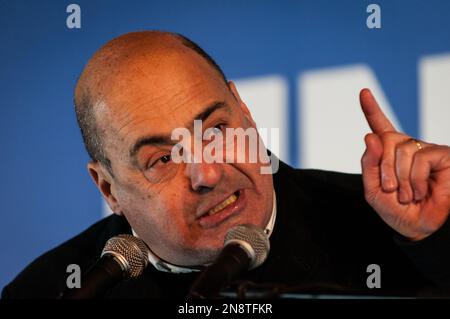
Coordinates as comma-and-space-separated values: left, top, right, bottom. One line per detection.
2, 31, 449, 298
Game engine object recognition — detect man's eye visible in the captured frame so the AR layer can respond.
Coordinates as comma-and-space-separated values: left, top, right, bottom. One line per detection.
148, 154, 171, 169
213, 123, 225, 132
159, 154, 171, 163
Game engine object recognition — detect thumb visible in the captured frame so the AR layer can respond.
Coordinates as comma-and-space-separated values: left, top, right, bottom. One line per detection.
361, 133, 383, 201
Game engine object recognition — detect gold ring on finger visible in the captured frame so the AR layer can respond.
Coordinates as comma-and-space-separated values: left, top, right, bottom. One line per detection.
410, 138, 423, 151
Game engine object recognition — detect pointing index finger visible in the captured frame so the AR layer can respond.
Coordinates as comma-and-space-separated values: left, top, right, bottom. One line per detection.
360, 88, 397, 134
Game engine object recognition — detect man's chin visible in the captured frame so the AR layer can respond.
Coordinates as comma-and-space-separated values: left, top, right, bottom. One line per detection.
180, 210, 269, 266
176, 246, 222, 267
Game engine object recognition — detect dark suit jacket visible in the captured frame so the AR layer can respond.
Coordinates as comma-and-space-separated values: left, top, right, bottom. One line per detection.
2, 161, 450, 298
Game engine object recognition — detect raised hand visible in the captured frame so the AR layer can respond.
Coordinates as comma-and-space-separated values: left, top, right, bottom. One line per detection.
360, 88, 450, 241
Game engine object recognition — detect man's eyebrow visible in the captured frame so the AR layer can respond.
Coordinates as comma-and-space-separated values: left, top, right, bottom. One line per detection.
192, 101, 227, 124
130, 135, 173, 159
129, 101, 228, 159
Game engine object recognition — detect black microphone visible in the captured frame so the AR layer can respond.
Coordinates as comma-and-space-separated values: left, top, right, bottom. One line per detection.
61, 234, 149, 299
187, 224, 270, 299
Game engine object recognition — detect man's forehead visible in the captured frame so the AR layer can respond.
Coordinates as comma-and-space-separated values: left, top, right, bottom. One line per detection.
90, 42, 228, 136
80, 31, 223, 107
93, 46, 212, 100
100, 63, 228, 128
97, 74, 230, 159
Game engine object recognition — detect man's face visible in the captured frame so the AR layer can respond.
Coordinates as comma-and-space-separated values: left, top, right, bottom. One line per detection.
95, 46, 273, 266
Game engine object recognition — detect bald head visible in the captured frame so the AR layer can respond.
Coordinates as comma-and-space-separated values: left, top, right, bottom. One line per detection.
74, 31, 228, 173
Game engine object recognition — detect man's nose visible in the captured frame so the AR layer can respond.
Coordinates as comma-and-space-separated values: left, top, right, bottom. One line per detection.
184, 161, 223, 193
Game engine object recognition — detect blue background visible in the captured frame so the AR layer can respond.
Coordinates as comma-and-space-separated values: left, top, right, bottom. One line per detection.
1, 0, 449, 289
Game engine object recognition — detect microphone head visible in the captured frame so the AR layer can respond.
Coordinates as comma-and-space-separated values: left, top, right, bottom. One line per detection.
224, 224, 270, 269
101, 234, 150, 279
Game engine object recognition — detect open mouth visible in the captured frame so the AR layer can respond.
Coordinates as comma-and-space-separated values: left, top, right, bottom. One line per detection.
206, 191, 240, 216
197, 190, 244, 228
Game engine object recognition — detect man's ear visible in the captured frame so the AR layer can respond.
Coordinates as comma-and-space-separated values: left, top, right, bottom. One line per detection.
87, 161, 122, 216
228, 81, 257, 127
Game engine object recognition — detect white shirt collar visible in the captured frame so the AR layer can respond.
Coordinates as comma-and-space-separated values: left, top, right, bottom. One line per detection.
132, 190, 277, 273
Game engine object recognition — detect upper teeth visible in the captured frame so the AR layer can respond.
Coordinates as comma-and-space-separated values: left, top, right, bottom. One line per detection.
207, 194, 237, 216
